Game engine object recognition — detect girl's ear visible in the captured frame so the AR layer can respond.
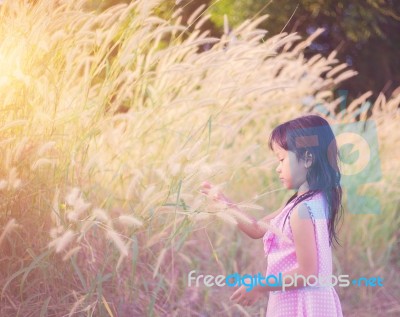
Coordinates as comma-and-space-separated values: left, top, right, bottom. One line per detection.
304, 150, 313, 168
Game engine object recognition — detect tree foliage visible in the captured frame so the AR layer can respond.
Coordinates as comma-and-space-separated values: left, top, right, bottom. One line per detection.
209, 0, 400, 99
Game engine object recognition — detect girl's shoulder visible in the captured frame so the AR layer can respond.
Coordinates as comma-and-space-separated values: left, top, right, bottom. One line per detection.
286, 190, 324, 210
298, 191, 328, 220
304, 190, 325, 201
276, 191, 326, 224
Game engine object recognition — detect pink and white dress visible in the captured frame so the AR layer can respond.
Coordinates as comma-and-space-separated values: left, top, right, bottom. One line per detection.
263, 191, 343, 316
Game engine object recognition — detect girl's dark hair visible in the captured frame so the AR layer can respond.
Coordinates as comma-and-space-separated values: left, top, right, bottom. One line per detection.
268, 114, 343, 247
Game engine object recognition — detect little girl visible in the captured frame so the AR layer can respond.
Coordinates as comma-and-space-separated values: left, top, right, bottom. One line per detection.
202, 114, 344, 316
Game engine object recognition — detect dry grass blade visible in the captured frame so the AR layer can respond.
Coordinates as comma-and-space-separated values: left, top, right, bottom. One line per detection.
153, 248, 167, 278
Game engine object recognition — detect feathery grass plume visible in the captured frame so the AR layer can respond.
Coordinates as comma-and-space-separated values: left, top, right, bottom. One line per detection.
118, 215, 143, 227
36, 141, 56, 156
214, 212, 238, 226
92, 208, 110, 222
51, 230, 75, 253
141, 184, 156, 203
189, 211, 211, 222
65, 187, 81, 206
209, 200, 231, 211
30, 158, 57, 170
235, 202, 264, 210
65, 187, 91, 222
106, 229, 129, 257
0, 219, 19, 247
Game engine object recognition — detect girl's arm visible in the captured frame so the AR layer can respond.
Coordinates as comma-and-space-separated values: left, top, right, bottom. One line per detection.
249, 197, 299, 238
201, 182, 283, 239
258, 205, 284, 223
229, 204, 283, 239
223, 203, 282, 239
202, 182, 283, 239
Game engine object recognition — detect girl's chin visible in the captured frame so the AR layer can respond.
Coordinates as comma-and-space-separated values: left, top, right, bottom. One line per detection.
280, 180, 290, 188
280, 179, 293, 189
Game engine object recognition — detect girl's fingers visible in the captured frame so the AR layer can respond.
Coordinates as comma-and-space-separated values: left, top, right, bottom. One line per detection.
200, 182, 211, 193
200, 188, 208, 195
201, 182, 234, 206
201, 182, 221, 200
200, 182, 212, 194
201, 181, 212, 189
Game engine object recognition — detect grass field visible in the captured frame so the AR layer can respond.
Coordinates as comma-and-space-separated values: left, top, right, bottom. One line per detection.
0, 0, 399, 316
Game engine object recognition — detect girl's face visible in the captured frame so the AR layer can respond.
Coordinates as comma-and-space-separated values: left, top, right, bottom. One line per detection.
272, 142, 308, 190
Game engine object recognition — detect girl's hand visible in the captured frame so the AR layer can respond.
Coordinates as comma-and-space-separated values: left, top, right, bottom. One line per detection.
200, 181, 235, 208
230, 285, 262, 306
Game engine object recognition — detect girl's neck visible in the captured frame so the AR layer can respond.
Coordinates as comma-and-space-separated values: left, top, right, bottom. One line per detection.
297, 181, 310, 196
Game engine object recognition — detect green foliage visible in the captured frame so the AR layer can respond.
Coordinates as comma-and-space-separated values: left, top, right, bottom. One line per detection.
208, 0, 400, 99
210, 0, 398, 41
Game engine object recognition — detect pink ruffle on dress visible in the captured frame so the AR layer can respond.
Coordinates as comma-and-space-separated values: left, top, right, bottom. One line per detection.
263, 191, 343, 317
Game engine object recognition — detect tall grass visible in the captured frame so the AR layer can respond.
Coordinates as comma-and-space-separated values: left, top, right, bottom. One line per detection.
0, 0, 398, 316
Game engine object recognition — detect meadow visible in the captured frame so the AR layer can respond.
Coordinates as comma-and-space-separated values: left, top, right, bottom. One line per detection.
0, 0, 399, 316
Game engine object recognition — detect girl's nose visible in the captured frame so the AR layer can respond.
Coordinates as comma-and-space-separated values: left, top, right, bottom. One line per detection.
276, 164, 281, 173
